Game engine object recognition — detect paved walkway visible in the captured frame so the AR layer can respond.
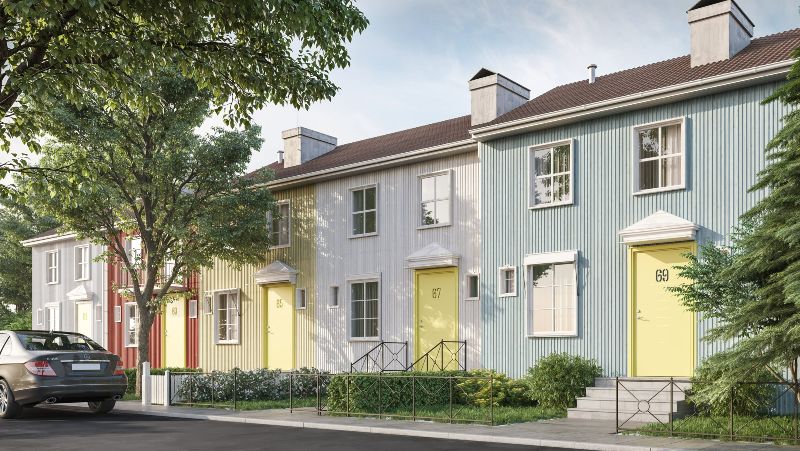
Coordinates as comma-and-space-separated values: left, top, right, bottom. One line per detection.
114, 402, 794, 451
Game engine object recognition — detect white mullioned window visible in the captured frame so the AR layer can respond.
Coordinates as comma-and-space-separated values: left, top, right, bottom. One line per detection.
349, 279, 379, 340
525, 251, 578, 337
530, 140, 573, 208
124, 303, 137, 347
419, 171, 452, 227
45, 250, 59, 284
351, 185, 377, 237
633, 118, 686, 194
74, 245, 90, 281
215, 290, 240, 344
498, 266, 517, 297
267, 201, 291, 248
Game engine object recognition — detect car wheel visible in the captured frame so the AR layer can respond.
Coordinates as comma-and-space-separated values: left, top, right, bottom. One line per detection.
87, 398, 116, 414
0, 380, 21, 419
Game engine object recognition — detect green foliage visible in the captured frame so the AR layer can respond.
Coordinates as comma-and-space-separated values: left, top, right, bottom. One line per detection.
522, 353, 602, 408
0, 309, 32, 330
687, 355, 776, 417
456, 369, 533, 407
0, 0, 369, 150
176, 368, 329, 403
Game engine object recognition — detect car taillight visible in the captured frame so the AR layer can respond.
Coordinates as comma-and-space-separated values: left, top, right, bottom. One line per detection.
115, 361, 125, 376
25, 360, 57, 377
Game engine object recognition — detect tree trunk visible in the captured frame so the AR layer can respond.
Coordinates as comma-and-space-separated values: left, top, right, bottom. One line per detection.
134, 303, 155, 397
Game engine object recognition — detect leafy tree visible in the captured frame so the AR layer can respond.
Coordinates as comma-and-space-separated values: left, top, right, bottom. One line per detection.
0, 0, 368, 164
22, 71, 275, 394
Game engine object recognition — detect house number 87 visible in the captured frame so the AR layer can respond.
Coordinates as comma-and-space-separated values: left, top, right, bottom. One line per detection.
432, 288, 442, 299
655, 269, 669, 282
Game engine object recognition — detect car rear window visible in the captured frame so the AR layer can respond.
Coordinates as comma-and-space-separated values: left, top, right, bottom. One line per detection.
16, 332, 105, 352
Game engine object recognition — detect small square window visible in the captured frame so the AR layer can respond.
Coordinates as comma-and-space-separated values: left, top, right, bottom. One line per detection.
188, 299, 198, 319
498, 266, 517, 297
466, 275, 479, 301
36, 308, 44, 325
330, 286, 340, 308
296, 289, 307, 310
95, 304, 102, 322
114, 306, 122, 323
203, 294, 213, 315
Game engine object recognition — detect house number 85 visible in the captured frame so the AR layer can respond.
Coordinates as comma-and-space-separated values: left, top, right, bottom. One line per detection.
655, 269, 669, 282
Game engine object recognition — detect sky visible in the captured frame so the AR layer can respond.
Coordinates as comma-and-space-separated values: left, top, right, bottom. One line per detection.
229, 0, 800, 173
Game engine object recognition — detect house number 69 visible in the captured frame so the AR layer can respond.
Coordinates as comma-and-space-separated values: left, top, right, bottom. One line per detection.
655, 269, 669, 282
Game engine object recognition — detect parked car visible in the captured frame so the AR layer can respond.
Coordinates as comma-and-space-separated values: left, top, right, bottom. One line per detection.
0, 330, 127, 419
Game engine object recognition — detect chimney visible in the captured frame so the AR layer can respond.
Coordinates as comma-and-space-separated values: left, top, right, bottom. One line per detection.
281, 127, 337, 168
688, 0, 754, 67
587, 64, 597, 84
277, 150, 285, 165
469, 68, 530, 126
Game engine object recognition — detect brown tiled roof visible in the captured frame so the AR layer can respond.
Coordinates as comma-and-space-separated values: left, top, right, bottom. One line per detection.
28, 228, 60, 240
249, 115, 472, 182
480, 28, 800, 128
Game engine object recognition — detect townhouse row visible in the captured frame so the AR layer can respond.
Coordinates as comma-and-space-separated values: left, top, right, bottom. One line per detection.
23, 1, 800, 379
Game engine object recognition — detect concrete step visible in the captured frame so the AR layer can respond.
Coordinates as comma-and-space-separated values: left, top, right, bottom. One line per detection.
575, 397, 687, 414
593, 378, 692, 391
585, 387, 686, 402
567, 408, 674, 423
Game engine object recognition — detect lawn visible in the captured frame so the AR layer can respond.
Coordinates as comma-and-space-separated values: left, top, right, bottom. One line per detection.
328, 404, 566, 425
170, 396, 319, 411
634, 415, 799, 444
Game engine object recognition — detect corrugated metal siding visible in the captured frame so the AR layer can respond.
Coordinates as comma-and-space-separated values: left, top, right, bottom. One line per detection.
314, 152, 481, 372
199, 186, 317, 371
480, 81, 790, 378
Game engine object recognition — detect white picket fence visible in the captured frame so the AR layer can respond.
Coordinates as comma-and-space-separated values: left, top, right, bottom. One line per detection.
140, 364, 190, 406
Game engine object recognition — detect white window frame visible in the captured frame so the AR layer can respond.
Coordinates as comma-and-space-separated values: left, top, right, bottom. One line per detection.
296, 288, 307, 310
632, 117, 687, 196
329, 286, 340, 309
124, 302, 137, 347
45, 250, 59, 285
498, 266, 517, 298
528, 139, 575, 209
95, 304, 103, 322
347, 274, 381, 341
417, 169, 453, 229
214, 289, 240, 344
44, 302, 60, 331
349, 184, 378, 238
74, 244, 91, 281
267, 200, 291, 249
203, 293, 213, 315
188, 299, 198, 319
524, 250, 578, 338
466, 273, 480, 301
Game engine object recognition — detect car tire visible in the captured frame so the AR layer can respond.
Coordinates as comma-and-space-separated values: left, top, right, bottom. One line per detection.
0, 379, 21, 419
87, 398, 116, 414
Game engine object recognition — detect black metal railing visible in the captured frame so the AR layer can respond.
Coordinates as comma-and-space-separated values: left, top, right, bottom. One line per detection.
616, 377, 800, 444
349, 341, 408, 373
407, 340, 467, 372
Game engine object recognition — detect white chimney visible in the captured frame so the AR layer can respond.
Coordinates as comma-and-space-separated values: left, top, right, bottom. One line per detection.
469, 68, 530, 126
688, 0, 754, 68
587, 64, 597, 84
277, 150, 285, 165
281, 127, 337, 168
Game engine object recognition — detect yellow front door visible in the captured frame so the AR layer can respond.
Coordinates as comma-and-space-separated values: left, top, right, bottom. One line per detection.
415, 268, 458, 368
164, 298, 186, 368
76, 302, 93, 338
264, 284, 295, 370
630, 242, 695, 377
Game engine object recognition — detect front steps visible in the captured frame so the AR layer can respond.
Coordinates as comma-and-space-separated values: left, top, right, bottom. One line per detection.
567, 378, 691, 423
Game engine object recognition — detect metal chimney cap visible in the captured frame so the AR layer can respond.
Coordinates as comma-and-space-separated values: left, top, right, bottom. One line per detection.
587, 63, 598, 69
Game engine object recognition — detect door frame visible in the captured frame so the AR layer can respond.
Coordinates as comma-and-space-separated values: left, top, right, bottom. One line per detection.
413, 267, 459, 361
162, 297, 187, 368
626, 241, 697, 377
262, 284, 296, 369
74, 301, 93, 337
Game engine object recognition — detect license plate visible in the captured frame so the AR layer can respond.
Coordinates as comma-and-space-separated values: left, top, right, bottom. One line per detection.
72, 363, 101, 371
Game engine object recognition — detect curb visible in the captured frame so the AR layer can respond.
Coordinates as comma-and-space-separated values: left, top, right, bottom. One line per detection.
115, 407, 687, 451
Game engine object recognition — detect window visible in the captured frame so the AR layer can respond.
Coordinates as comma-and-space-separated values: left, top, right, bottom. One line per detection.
215, 291, 240, 344
498, 266, 517, 297
419, 171, 451, 227
188, 299, 198, 319
114, 306, 122, 323
530, 140, 573, 208
524, 251, 578, 337
350, 280, 379, 340
351, 186, 377, 236
330, 286, 340, 308
44, 304, 60, 331
634, 118, 685, 193
127, 237, 142, 263
296, 289, 307, 310
203, 294, 212, 315
45, 250, 59, 284
267, 201, 291, 248
124, 303, 137, 347
466, 274, 479, 301
74, 245, 90, 281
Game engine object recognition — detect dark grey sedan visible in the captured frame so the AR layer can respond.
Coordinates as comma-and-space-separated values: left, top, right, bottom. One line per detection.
0, 330, 128, 419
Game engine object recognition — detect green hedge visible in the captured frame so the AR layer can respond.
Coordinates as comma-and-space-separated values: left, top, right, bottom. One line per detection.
176, 367, 329, 402
123, 367, 203, 394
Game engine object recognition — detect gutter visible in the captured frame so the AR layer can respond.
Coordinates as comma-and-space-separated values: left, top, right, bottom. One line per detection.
21, 232, 77, 247
470, 59, 793, 141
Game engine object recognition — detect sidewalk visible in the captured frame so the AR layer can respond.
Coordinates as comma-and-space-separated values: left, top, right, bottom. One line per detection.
114, 401, 793, 451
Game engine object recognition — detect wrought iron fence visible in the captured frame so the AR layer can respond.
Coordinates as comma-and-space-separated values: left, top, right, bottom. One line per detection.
350, 341, 408, 373
616, 378, 800, 444
407, 340, 467, 372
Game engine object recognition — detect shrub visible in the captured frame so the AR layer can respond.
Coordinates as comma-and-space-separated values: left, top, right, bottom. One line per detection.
456, 369, 534, 407
522, 353, 602, 408
176, 367, 329, 403
687, 355, 776, 417
326, 371, 465, 412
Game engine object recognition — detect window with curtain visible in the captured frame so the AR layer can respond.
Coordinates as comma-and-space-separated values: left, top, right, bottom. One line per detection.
215, 291, 239, 343
636, 121, 683, 192
527, 261, 577, 336
530, 142, 572, 207
419, 172, 451, 226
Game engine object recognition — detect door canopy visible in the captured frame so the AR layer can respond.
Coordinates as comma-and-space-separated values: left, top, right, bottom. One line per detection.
66, 285, 92, 301
619, 210, 698, 245
254, 260, 298, 285
406, 243, 460, 269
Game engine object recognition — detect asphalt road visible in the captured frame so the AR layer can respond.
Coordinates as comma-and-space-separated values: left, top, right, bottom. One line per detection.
0, 405, 575, 451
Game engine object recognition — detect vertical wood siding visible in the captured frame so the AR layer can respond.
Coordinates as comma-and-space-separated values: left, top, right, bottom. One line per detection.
199, 185, 317, 371
480, 82, 790, 378
314, 152, 481, 372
